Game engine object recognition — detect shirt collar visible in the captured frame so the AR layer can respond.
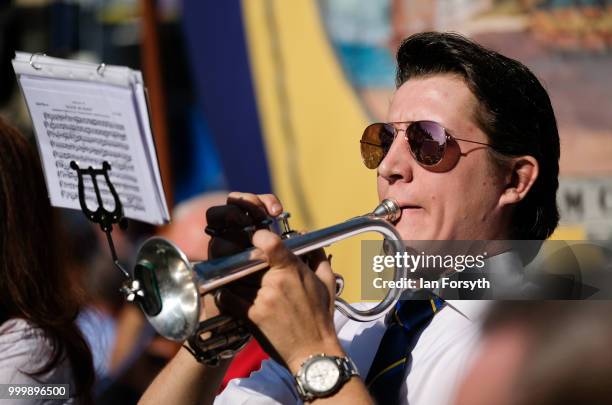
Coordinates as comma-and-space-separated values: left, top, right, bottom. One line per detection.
444, 300, 491, 321
441, 250, 524, 321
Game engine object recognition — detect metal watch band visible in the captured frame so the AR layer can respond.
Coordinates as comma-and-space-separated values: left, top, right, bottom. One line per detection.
294, 354, 359, 402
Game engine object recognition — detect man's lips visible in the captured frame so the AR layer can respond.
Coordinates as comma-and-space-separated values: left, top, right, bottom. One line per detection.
383, 197, 421, 210
387, 202, 422, 223
394, 200, 423, 211
400, 204, 422, 209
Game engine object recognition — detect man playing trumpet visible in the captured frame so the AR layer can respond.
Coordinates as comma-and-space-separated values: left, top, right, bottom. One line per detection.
140, 31, 560, 405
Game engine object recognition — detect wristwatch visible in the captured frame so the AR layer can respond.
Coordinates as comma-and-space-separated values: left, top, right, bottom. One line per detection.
294, 354, 359, 401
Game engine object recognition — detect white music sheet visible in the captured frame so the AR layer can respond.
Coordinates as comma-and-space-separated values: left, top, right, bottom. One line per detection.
13, 54, 169, 225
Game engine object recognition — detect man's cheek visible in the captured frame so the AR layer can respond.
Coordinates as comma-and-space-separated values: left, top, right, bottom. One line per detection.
433, 205, 456, 239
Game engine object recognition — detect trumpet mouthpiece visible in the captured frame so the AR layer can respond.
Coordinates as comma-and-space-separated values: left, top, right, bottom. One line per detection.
371, 199, 401, 222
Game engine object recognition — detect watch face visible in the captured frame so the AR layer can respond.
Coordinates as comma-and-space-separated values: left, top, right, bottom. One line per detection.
304, 358, 341, 393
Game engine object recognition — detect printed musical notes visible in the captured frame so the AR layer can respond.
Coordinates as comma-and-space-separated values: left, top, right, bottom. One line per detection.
12, 53, 169, 224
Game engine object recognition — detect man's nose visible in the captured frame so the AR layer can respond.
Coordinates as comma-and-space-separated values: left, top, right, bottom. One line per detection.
377, 133, 415, 184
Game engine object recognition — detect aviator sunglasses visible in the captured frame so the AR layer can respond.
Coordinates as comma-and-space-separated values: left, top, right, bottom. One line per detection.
360, 121, 494, 172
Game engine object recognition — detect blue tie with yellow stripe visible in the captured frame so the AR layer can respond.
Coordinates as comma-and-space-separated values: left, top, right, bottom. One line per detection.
366, 295, 445, 404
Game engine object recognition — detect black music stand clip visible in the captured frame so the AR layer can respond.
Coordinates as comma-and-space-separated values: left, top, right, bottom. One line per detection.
70, 161, 143, 301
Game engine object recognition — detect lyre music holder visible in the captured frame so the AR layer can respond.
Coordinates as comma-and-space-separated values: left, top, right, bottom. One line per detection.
70, 160, 144, 301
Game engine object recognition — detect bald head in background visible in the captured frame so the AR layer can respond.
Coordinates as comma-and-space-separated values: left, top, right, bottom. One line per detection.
159, 192, 228, 261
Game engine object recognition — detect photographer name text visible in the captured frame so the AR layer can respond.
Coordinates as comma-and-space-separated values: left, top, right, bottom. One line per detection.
372, 277, 490, 291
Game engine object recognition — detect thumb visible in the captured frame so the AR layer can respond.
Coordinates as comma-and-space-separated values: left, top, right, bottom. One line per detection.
315, 260, 335, 310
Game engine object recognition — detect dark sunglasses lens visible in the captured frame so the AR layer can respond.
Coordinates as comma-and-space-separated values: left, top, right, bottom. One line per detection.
360, 123, 394, 169
407, 121, 447, 165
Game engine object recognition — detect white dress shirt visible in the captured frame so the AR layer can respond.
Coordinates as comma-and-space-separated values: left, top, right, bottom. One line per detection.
215, 300, 490, 405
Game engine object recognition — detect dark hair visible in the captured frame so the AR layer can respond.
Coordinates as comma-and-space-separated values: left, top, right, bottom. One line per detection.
0, 117, 94, 403
396, 32, 560, 240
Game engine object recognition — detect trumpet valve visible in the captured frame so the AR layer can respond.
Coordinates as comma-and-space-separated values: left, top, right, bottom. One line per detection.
276, 212, 297, 239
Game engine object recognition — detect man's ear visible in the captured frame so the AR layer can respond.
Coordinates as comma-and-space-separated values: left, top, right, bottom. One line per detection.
498, 156, 539, 208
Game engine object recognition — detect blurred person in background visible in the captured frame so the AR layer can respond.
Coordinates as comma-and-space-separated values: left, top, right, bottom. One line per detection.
0, 116, 94, 403
139, 32, 560, 405
455, 301, 612, 405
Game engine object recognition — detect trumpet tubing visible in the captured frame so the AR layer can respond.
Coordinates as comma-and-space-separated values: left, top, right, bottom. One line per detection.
132, 199, 407, 342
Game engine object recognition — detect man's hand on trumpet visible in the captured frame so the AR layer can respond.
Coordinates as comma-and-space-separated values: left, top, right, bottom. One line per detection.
209, 192, 345, 372
139, 192, 374, 405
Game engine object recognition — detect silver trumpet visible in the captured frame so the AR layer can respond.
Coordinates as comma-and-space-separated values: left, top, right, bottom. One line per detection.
129, 199, 407, 364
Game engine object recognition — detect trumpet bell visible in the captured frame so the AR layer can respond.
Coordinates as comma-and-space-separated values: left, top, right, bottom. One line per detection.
134, 237, 200, 341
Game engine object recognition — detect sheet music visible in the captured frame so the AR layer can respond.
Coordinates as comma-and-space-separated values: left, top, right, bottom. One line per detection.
13, 54, 169, 225
133, 82, 170, 221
